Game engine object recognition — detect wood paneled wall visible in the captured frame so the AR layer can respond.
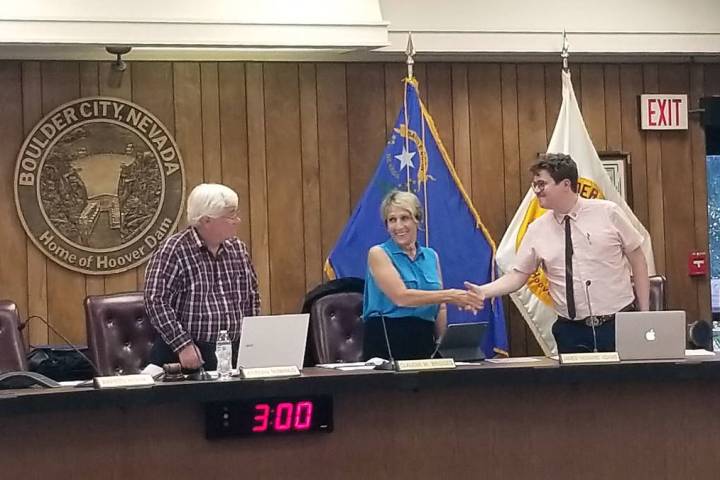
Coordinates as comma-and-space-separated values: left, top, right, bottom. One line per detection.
0, 60, 717, 356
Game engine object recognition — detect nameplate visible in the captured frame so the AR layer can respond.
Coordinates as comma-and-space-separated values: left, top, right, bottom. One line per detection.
93, 374, 155, 389
559, 352, 620, 364
239, 366, 301, 379
395, 358, 456, 371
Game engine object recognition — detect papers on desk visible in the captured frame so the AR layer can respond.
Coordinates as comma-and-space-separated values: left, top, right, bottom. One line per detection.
316, 361, 365, 369
335, 365, 378, 371
320, 357, 550, 368
316, 357, 386, 371
59, 380, 89, 387
485, 357, 544, 364
141, 364, 165, 379
316, 362, 376, 371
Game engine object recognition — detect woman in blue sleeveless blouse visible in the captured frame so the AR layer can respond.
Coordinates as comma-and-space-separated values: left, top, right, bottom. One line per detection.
363, 191, 483, 361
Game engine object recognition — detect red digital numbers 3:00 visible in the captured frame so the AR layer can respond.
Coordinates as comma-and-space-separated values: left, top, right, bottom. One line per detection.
252, 401, 314, 432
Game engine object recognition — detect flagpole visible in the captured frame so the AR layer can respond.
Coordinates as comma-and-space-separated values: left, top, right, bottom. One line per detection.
404, 33, 429, 246
405, 31, 415, 80
420, 100, 430, 247
421, 115, 429, 247
560, 30, 571, 152
403, 32, 415, 192
561, 30, 570, 73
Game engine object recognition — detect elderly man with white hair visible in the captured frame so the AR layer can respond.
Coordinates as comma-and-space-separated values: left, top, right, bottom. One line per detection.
144, 183, 260, 371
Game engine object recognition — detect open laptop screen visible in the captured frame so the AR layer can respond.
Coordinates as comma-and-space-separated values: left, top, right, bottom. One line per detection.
436, 322, 488, 362
236, 314, 310, 370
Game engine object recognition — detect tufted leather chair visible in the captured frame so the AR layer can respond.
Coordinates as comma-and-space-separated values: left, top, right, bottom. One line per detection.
85, 292, 156, 376
309, 292, 364, 364
0, 301, 27, 373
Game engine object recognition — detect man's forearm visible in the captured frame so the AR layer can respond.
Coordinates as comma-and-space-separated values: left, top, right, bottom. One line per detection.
145, 285, 191, 351
633, 275, 650, 311
627, 248, 650, 311
483, 270, 530, 298
147, 304, 192, 351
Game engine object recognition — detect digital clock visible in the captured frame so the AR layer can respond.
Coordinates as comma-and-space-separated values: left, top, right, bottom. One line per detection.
205, 395, 333, 438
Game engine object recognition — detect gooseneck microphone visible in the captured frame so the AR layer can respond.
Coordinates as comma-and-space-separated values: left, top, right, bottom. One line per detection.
584, 280, 598, 353
430, 336, 443, 359
375, 316, 398, 371
20, 315, 101, 377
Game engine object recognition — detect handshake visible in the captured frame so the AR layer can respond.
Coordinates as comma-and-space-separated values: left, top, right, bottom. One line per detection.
445, 282, 488, 313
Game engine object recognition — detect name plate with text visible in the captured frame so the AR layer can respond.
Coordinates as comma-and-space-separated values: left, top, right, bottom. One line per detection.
240, 366, 301, 379
93, 374, 155, 389
395, 358, 456, 371
559, 352, 620, 365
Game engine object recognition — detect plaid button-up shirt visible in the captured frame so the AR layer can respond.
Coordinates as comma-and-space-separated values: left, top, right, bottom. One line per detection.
144, 227, 260, 352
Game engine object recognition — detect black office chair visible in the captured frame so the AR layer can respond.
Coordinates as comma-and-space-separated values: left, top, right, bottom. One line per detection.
85, 292, 157, 376
639, 275, 666, 311
0, 301, 27, 374
301, 278, 365, 365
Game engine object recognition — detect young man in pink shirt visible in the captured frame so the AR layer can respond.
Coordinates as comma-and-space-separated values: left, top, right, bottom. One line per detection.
466, 153, 649, 353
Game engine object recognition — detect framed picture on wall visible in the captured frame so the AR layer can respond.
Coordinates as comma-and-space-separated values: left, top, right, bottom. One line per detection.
599, 151, 632, 207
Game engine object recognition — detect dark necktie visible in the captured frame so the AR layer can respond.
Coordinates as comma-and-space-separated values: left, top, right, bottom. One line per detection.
564, 215, 576, 319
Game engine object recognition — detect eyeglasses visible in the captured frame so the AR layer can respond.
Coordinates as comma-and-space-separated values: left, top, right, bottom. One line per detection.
218, 214, 241, 224
531, 180, 554, 192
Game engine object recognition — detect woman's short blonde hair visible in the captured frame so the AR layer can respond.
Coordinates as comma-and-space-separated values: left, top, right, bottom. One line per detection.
380, 190, 423, 224
186, 183, 239, 226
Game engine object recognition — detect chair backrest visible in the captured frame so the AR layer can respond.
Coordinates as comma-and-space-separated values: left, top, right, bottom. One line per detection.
309, 292, 364, 364
648, 275, 666, 311
0, 301, 27, 373
633, 275, 666, 311
84, 292, 156, 376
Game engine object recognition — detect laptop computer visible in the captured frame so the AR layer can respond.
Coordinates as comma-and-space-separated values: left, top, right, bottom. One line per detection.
236, 314, 310, 370
615, 311, 686, 361
435, 322, 488, 362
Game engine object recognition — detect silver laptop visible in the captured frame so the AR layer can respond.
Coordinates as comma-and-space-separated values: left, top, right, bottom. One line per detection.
236, 314, 310, 370
615, 311, 686, 360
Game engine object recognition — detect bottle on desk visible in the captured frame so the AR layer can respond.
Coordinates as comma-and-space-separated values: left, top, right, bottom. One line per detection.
215, 330, 232, 380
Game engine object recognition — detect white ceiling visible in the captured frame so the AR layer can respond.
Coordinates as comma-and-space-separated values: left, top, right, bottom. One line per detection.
0, 0, 718, 62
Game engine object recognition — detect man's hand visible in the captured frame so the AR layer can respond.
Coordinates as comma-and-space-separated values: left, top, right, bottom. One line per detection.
445, 289, 484, 312
464, 281, 487, 303
178, 343, 204, 370
464, 271, 530, 300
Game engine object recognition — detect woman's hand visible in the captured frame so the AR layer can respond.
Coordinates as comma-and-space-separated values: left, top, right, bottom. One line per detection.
445, 289, 485, 312
464, 282, 487, 304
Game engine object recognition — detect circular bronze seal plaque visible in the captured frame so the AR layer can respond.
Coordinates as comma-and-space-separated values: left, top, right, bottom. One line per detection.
14, 97, 185, 275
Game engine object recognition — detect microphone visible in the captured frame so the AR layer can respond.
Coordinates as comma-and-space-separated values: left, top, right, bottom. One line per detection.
430, 336, 443, 359
584, 280, 599, 353
20, 315, 101, 378
374, 316, 398, 371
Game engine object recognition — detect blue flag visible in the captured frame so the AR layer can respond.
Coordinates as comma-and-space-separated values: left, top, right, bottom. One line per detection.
325, 78, 508, 357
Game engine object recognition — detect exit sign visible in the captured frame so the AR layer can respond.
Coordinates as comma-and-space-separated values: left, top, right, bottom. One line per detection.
640, 94, 688, 130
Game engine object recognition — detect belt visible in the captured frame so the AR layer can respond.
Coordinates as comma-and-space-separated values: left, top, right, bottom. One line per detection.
558, 303, 635, 327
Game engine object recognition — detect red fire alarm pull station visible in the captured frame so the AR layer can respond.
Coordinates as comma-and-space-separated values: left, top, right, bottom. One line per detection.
688, 251, 708, 276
